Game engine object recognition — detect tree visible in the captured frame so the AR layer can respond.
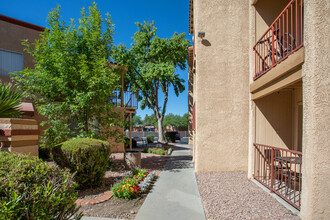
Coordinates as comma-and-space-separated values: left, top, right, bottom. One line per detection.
142, 114, 157, 127
163, 113, 188, 128
0, 83, 23, 118
113, 21, 189, 142
124, 114, 142, 130
12, 3, 121, 146
132, 115, 142, 126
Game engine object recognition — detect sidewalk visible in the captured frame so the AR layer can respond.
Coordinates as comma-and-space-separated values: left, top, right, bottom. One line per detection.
134, 144, 206, 220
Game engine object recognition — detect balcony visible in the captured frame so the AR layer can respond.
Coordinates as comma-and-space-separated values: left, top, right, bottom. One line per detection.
253, 0, 304, 81
108, 90, 138, 110
253, 143, 302, 210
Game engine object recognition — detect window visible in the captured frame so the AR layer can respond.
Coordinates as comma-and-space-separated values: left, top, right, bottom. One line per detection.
0, 49, 23, 76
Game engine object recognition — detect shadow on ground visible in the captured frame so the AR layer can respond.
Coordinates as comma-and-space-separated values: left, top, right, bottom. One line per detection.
164, 155, 193, 172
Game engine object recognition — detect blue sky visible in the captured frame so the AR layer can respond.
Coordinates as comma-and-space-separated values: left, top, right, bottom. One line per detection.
0, 0, 190, 118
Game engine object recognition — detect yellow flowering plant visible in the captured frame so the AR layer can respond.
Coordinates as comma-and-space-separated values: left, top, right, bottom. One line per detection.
111, 168, 150, 199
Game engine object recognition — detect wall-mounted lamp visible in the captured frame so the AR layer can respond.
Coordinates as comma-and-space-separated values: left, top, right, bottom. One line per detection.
198, 32, 205, 38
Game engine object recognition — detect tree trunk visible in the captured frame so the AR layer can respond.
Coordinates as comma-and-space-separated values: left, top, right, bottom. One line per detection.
157, 117, 165, 143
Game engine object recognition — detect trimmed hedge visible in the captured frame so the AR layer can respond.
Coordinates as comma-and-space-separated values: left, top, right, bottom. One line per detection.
52, 138, 111, 189
0, 151, 81, 219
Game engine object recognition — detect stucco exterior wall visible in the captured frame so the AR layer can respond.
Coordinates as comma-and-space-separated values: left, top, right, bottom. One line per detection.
254, 0, 291, 40
194, 0, 250, 172
300, 1, 330, 219
188, 65, 194, 145
255, 90, 293, 149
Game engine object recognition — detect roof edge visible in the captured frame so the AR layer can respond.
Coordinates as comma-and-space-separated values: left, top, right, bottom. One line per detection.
0, 14, 45, 31
189, 0, 194, 34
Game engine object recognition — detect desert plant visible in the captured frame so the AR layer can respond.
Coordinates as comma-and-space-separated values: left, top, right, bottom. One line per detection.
0, 151, 82, 219
0, 82, 23, 118
52, 138, 111, 189
146, 135, 155, 143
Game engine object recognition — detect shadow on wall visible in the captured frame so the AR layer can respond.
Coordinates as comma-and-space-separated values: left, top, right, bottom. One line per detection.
201, 39, 211, 46
255, 90, 293, 149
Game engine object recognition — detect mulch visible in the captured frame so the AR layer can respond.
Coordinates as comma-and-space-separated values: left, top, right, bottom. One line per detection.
77, 151, 170, 219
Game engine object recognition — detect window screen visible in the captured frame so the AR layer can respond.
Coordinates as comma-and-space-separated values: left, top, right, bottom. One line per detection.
0, 49, 23, 76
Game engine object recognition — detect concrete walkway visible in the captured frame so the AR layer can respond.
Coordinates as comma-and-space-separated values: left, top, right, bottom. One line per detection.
135, 144, 206, 220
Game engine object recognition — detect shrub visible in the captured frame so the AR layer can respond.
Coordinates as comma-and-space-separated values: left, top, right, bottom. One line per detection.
143, 147, 173, 155
164, 131, 177, 143
111, 168, 149, 199
0, 152, 81, 219
146, 135, 155, 143
52, 138, 111, 189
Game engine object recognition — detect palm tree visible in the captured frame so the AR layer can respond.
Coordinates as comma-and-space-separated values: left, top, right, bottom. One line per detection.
0, 82, 23, 118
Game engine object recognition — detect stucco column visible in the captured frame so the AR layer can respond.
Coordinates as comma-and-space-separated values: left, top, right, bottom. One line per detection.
300, 1, 330, 219
248, 0, 257, 179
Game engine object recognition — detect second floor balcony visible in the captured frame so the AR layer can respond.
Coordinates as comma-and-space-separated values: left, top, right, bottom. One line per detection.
253, 0, 304, 81
108, 90, 138, 109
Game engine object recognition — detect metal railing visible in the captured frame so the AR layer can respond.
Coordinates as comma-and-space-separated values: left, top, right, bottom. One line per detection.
253, 0, 304, 80
253, 143, 302, 210
108, 90, 138, 109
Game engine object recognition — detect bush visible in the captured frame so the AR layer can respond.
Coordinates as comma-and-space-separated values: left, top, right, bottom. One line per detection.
164, 132, 177, 143
0, 152, 81, 219
146, 135, 155, 143
52, 138, 111, 189
143, 147, 173, 155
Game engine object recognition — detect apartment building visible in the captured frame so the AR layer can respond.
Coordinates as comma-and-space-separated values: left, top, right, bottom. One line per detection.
0, 15, 44, 82
188, 0, 329, 218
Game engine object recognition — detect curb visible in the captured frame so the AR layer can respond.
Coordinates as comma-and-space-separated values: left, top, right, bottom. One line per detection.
75, 191, 113, 206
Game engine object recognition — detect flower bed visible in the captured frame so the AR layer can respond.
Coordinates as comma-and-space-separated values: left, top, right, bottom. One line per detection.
143, 146, 173, 155
111, 168, 155, 199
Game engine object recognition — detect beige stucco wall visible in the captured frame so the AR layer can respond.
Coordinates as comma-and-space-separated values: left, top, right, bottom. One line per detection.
188, 65, 194, 145
254, 0, 291, 41
193, 0, 250, 172
300, 1, 330, 219
255, 90, 293, 149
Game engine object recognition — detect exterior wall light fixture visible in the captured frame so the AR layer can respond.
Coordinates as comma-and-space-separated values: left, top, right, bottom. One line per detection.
198, 32, 205, 38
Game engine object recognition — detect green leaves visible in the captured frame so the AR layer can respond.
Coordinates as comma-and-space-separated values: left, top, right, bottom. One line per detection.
163, 113, 188, 128
0, 82, 23, 118
113, 21, 189, 142
11, 2, 121, 146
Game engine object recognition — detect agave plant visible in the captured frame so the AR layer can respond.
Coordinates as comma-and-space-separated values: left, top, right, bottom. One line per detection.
0, 82, 23, 118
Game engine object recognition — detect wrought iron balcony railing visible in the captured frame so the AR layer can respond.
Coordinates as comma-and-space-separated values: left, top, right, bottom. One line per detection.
253, 0, 304, 80
108, 90, 138, 109
253, 143, 302, 210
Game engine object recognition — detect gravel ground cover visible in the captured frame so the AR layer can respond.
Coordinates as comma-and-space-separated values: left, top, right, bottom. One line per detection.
78, 152, 169, 218
196, 172, 300, 220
